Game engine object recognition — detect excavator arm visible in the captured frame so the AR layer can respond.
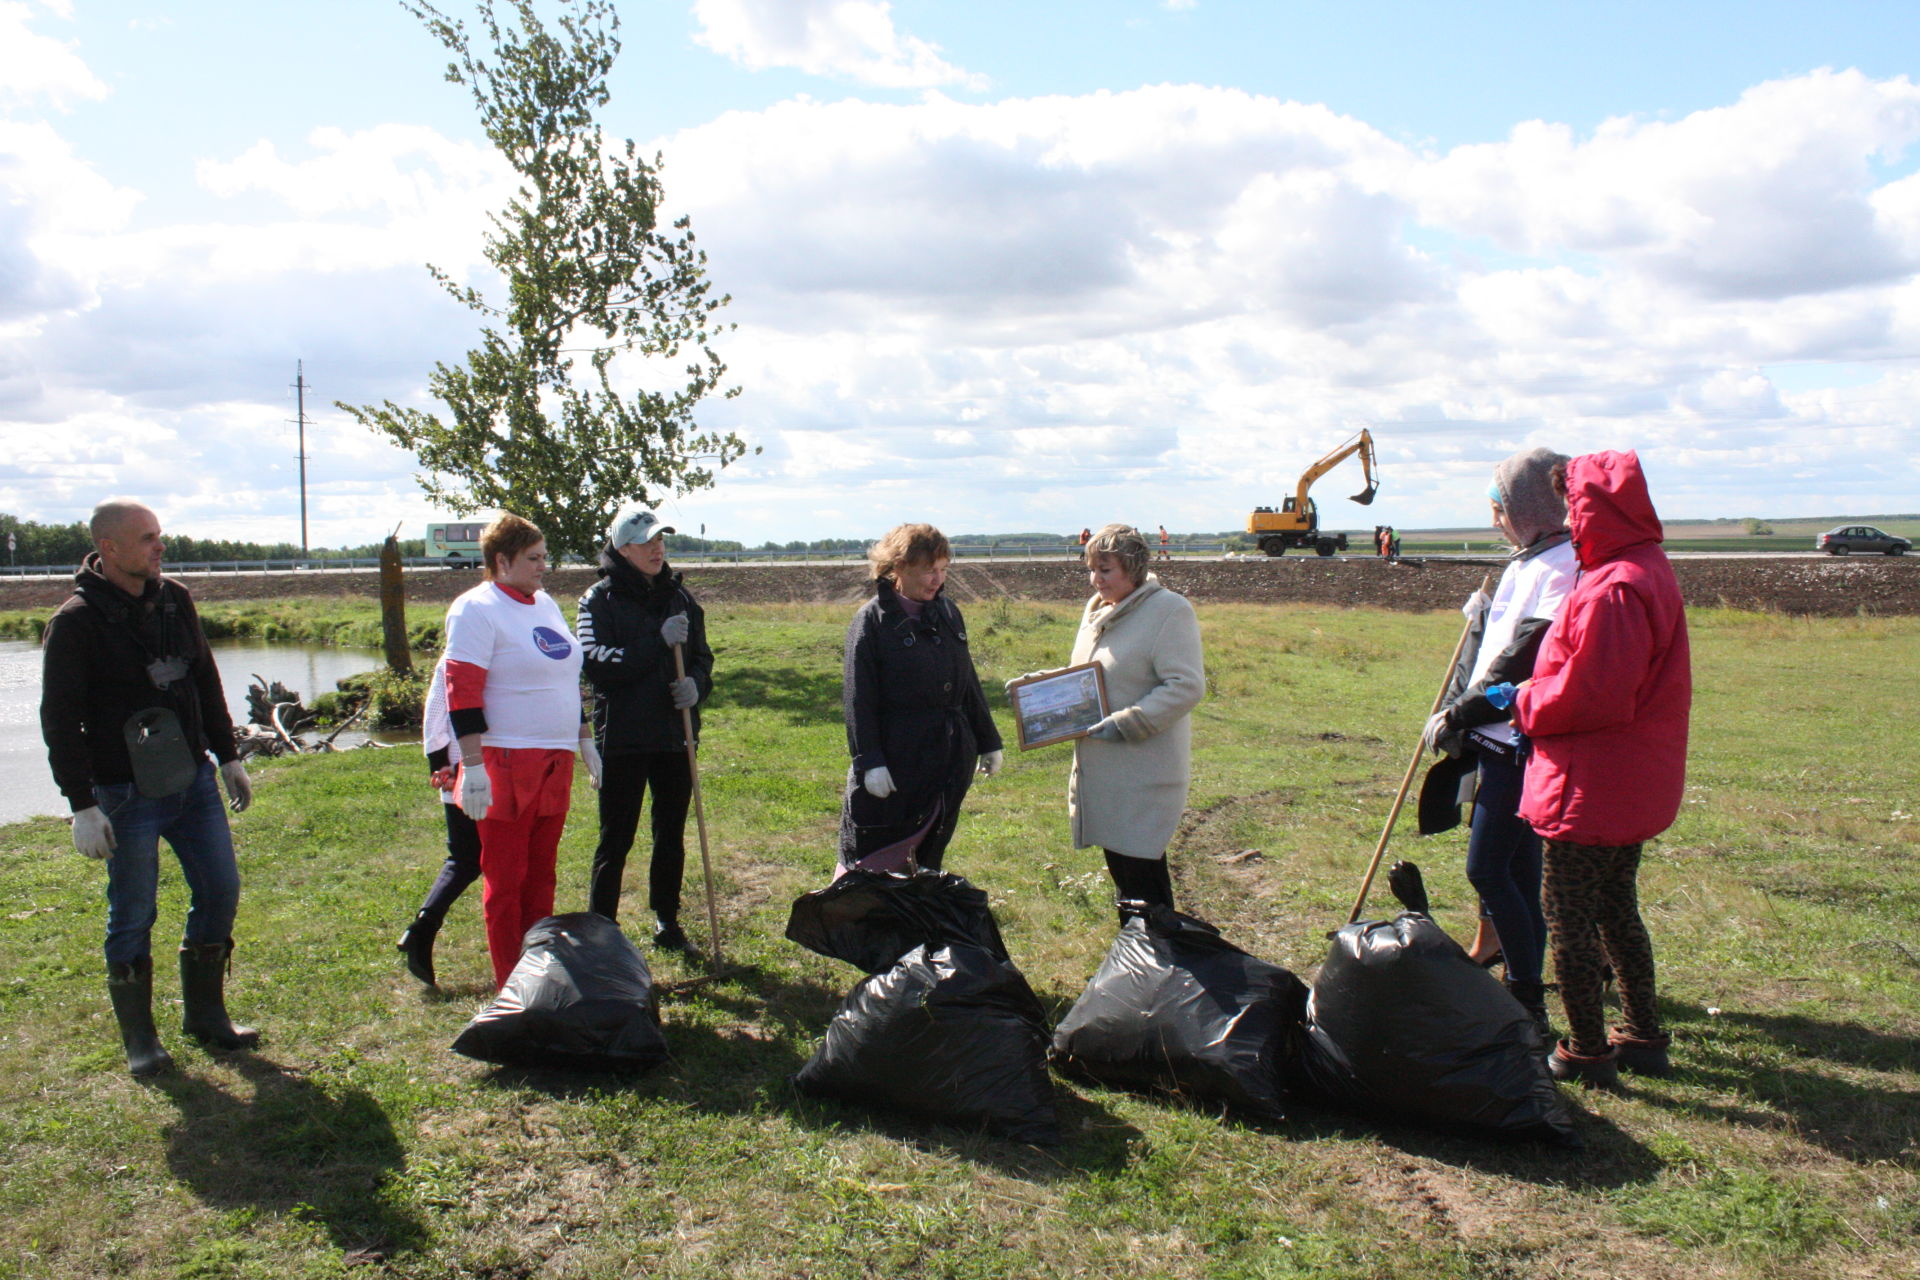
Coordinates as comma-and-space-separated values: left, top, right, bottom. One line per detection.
1291, 428, 1380, 511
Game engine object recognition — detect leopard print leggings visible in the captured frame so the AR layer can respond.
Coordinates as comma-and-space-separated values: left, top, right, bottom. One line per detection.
1540, 839, 1662, 1056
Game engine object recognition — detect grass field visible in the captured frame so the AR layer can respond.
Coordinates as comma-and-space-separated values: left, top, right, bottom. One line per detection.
1, 602, 1915, 1279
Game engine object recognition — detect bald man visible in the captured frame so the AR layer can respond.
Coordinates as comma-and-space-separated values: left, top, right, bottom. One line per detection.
39, 499, 259, 1076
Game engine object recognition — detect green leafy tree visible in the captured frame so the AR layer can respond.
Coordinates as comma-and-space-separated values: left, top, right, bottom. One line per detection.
340, 0, 746, 557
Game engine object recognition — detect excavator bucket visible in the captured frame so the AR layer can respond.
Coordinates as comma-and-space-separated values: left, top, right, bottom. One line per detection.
1351, 480, 1378, 506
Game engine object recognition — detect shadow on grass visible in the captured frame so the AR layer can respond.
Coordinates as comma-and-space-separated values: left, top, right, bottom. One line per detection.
464, 957, 1148, 1182
1278, 1098, 1663, 1189
1631, 999, 1920, 1165
155, 1054, 424, 1258
709, 665, 843, 723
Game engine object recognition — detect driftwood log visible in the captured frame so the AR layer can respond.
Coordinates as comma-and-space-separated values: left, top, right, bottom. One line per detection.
234, 675, 387, 758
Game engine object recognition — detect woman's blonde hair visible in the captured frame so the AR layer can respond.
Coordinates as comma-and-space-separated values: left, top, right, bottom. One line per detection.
868, 523, 951, 579
480, 512, 543, 580
1085, 523, 1150, 587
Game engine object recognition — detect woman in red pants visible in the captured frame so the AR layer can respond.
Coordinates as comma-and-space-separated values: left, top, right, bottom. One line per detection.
444, 513, 600, 988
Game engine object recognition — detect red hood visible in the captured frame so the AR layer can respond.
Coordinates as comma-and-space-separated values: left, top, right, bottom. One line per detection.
1567, 450, 1664, 568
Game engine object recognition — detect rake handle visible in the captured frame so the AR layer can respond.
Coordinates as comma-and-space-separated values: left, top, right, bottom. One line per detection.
674, 642, 723, 971
1346, 573, 1494, 924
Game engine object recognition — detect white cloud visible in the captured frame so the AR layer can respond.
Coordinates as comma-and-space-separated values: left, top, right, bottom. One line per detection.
692, 0, 984, 90
1410, 69, 1920, 300
196, 125, 509, 222
7, 61, 1920, 544
0, 2, 107, 111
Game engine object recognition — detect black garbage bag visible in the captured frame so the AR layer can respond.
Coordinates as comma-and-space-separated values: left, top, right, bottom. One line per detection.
1290, 913, 1576, 1145
451, 913, 667, 1073
786, 869, 1008, 974
794, 943, 1060, 1145
1049, 906, 1307, 1120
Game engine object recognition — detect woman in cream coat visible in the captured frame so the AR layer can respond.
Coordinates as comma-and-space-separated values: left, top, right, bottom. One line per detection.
1065, 524, 1206, 917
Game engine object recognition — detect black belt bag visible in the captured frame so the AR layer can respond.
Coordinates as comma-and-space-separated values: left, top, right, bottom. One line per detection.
1466, 727, 1522, 762
124, 707, 199, 798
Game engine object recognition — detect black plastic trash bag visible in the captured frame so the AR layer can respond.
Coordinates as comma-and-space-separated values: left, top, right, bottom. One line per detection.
451, 913, 667, 1073
1050, 906, 1307, 1120
786, 869, 1008, 974
794, 943, 1060, 1145
1290, 913, 1576, 1145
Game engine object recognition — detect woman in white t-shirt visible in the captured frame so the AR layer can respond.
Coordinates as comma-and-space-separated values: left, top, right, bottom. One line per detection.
442, 514, 599, 988
1422, 448, 1577, 1037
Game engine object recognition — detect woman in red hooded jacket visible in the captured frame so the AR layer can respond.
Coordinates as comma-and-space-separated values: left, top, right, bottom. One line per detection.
1511, 450, 1691, 1086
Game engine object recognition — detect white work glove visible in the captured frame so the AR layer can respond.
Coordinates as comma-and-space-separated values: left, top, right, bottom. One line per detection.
1462, 588, 1492, 626
579, 737, 603, 790
1004, 670, 1049, 693
1422, 710, 1452, 755
669, 676, 699, 709
72, 806, 116, 860
459, 757, 492, 821
219, 759, 253, 813
661, 613, 690, 647
1084, 714, 1126, 743
979, 749, 1004, 777
862, 766, 895, 798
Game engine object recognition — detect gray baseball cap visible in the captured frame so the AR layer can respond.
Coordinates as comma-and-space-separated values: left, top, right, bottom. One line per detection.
608, 502, 676, 547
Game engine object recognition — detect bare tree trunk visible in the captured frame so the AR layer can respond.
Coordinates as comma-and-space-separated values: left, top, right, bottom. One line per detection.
380, 534, 413, 674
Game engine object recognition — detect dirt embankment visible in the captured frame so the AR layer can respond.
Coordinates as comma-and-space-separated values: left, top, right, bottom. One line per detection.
2, 555, 1915, 616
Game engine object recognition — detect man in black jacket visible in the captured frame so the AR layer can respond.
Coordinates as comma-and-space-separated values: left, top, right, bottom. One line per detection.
39, 499, 259, 1076
577, 504, 714, 948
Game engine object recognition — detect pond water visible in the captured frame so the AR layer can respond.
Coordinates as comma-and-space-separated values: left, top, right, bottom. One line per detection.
0, 637, 416, 827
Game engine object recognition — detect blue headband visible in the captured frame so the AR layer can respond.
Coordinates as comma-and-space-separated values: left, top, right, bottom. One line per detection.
1487, 479, 1504, 505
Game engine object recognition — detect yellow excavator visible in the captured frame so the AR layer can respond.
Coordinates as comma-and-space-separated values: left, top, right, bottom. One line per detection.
1246, 428, 1380, 556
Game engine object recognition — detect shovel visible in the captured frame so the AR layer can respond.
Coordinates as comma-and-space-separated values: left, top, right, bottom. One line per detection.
1347, 573, 1493, 924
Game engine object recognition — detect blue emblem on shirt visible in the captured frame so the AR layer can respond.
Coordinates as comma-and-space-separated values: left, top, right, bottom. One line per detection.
532, 626, 572, 659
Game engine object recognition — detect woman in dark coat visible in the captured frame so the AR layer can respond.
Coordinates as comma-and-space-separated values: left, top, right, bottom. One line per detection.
839, 523, 1003, 872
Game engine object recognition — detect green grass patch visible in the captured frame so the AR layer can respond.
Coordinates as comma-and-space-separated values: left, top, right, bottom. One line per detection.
1, 602, 1915, 1278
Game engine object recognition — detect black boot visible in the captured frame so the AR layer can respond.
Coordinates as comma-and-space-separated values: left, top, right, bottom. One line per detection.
652, 914, 689, 952
1505, 979, 1553, 1046
106, 957, 173, 1077
179, 939, 259, 1050
396, 910, 443, 987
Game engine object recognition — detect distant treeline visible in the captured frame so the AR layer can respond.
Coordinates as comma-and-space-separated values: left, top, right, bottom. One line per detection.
0, 513, 424, 566
0, 514, 1276, 566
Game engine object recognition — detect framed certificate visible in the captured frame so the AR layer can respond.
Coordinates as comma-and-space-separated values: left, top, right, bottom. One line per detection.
1007, 663, 1110, 750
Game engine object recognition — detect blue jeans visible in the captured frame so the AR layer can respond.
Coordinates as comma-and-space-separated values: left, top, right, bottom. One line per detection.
1465, 752, 1546, 985
94, 760, 241, 965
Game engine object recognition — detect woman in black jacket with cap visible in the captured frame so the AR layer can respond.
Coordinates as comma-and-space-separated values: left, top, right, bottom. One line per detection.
577, 503, 713, 949
839, 523, 1003, 872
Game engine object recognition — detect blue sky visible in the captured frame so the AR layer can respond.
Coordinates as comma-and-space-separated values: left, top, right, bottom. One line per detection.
5, 0, 1920, 547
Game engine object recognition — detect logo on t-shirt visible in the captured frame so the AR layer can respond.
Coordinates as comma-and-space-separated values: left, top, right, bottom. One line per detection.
532, 626, 573, 659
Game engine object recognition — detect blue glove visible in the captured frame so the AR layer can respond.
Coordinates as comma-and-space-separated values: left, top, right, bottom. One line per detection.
1484, 682, 1518, 711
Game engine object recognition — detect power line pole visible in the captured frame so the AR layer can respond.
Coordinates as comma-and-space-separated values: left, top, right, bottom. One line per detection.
292, 360, 311, 555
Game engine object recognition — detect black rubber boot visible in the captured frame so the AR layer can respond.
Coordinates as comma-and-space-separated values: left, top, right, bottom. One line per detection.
1505, 979, 1553, 1046
1387, 860, 1431, 915
396, 910, 443, 987
179, 939, 260, 1050
106, 957, 173, 1078
652, 915, 689, 952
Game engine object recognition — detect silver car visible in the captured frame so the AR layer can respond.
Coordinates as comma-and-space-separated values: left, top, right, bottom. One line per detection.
1816, 525, 1911, 556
